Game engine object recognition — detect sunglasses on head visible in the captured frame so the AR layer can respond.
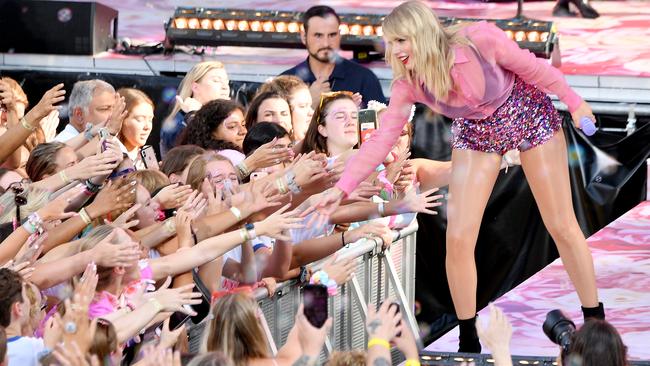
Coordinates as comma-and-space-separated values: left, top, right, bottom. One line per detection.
316, 91, 355, 124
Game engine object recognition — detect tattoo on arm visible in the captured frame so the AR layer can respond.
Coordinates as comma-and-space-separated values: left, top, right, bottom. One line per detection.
373, 357, 391, 366
292, 355, 316, 366
367, 319, 382, 335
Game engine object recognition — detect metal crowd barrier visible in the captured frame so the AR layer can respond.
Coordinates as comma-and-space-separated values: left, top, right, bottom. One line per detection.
255, 221, 419, 364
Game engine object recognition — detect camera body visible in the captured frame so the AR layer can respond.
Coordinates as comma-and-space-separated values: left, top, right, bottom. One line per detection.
543, 309, 576, 362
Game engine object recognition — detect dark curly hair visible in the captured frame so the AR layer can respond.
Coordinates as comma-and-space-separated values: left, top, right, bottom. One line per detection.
177, 99, 244, 152
242, 122, 290, 157
0, 268, 24, 327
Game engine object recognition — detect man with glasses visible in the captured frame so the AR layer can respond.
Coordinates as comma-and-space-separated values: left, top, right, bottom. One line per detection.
281, 5, 386, 109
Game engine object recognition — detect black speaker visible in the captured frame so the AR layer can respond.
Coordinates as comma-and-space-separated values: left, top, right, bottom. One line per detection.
0, 0, 118, 55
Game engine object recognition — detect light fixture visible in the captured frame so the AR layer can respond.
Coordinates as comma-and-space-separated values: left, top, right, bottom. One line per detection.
165, 7, 558, 60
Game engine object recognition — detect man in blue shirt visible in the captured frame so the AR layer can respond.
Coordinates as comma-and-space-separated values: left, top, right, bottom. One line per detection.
281, 5, 386, 109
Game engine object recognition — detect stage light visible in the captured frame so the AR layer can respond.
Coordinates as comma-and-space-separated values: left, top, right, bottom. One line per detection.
200, 18, 212, 30
515, 30, 526, 42
262, 20, 275, 32
275, 21, 288, 32
165, 7, 558, 60
174, 17, 187, 29
287, 22, 300, 33
237, 20, 249, 31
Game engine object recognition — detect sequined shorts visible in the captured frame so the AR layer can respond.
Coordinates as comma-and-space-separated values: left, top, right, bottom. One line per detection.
451, 76, 562, 155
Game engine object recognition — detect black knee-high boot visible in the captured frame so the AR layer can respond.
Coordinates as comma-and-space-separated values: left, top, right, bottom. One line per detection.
582, 302, 605, 321
458, 316, 482, 353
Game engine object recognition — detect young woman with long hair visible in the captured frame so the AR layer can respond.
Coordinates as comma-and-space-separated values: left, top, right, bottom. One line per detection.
313, 0, 602, 352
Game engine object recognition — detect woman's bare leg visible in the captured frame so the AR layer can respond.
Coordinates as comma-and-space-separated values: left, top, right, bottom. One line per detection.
519, 130, 599, 308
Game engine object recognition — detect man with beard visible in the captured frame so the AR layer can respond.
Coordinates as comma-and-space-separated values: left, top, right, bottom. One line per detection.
281, 5, 386, 108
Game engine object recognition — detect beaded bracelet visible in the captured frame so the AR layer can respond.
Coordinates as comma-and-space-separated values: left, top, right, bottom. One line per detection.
310, 270, 337, 296
285, 170, 302, 194
22, 212, 44, 235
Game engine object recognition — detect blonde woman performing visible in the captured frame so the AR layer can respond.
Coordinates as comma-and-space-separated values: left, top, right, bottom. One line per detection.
312, 1, 603, 352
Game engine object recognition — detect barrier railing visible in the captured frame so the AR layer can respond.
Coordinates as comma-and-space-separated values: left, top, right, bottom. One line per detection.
254, 221, 419, 364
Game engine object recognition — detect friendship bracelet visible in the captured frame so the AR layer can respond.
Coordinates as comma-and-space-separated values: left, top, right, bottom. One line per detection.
377, 202, 386, 216
59, 170, 71, 184
79, 208, 92, 225
230, 206, 242, 220
284, 170, 302, 194
405, 360, 421, 366
20, 117, 36, 131
368, 338, 391, 350
236, 162, 251, 178
239, 227, 250, 242
22, 212, 43, 234
276, 177, 288, 195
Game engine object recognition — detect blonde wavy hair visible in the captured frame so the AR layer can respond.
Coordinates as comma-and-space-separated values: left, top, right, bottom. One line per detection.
165, 61, 226, 122
383, 0, 470, 101
203, 293, 269, 366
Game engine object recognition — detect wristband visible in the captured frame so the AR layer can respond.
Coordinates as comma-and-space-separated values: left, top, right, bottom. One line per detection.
79, 208, 92, 225
20, 117, 36, 131
244, 223, 257, 240
378, 202, 386, 216
276, 177, 288, 195
84, 123, 95, 141
284, 170, 302, 194
230, 206, 242, 220
59, 170, 71, 184
163, 218, 176, 234
405, 360, 421, 366
84, 179, 103, 194
239, 227, 250, 242
148, 298, 164, 313
236, 162, 251, 178
368, 338, 391, 350
23, 212, 43, 234
341, 231, 346, 248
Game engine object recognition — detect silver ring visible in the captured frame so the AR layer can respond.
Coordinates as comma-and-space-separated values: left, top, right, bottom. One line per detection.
64, 321, 77, 334
275, 159, 280, 164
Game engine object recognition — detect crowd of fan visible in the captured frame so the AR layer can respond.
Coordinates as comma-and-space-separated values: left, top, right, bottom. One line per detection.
0, 4, 629, 366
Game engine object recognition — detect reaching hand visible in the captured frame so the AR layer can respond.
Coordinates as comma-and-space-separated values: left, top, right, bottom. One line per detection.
179, 190, 207, 219
476, 304, 513, 357
240, 180, 284, 216
201, 178, 227, 215
301, 187, 344, 224
393, 185, 444, 215
52, 341, 100, 366
90, 230, 141, 268
154, 184, 193, 210
174, 209, 193, 248
347, 181, 381, 203
88, 179, 137, 218
246, 137, 294, 170
366, 300, 402, 342
291, 152, 328, 188
37, 184, 85, 221
148, 277, 202, 315
394, 160, 416, 194
347, 222, 393, 250
175, 95, 202, 114
2, 260, 35, 280
321, 253, 356, 285
66, 152, 120, 181
106, 93, 127, 135
309, 74, 331, 108
140, 345, 182, 366
105, 203, 141, 230
257, 204, 304, 241
40, 109, 60, 142
24, 83, 66, 125
391, 316, 420, 360
159, 317, 186, 349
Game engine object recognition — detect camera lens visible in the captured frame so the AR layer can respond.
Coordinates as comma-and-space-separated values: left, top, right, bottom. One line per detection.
543, 310, 576, 351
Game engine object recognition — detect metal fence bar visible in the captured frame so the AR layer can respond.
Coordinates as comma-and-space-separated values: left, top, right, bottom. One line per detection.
256, 220, 419, 356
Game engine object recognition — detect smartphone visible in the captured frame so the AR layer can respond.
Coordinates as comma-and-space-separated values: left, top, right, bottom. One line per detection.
303, 284, 328, 328
140, 145, 159, 170
98, 128, 110, 152
250, 171, 269, 181
358, 109, 378, 144
168, 309, 191, 330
